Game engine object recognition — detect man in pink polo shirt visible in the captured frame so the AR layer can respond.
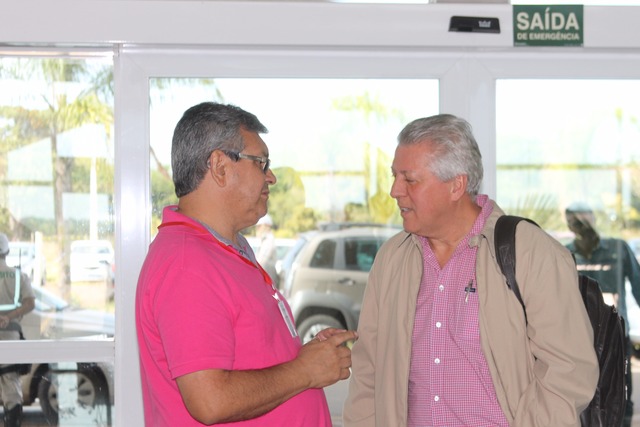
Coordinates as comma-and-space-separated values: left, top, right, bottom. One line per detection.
136, 102, 357, 426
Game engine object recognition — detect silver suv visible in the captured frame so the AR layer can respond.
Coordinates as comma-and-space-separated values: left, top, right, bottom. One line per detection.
284, 226, 399, 343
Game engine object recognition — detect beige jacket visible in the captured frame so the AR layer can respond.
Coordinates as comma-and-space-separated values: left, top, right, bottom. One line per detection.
343, 205, 598, 427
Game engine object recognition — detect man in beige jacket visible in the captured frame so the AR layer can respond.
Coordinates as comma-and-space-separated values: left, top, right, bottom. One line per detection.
343, 114, 598, 427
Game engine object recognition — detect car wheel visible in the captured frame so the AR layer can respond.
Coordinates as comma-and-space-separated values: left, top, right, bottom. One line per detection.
38, 364, 111, 425
297, 314, 344, 344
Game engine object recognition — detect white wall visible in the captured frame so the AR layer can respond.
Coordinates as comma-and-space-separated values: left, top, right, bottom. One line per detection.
2, 1, 639, 48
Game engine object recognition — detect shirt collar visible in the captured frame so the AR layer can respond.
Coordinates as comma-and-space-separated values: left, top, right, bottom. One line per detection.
165, 206, 256, 262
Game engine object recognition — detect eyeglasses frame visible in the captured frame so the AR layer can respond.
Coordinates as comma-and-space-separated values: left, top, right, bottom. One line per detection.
222, 150, 271, 174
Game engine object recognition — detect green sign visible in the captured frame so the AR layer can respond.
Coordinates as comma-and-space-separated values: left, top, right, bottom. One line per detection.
513, 5, 584, 47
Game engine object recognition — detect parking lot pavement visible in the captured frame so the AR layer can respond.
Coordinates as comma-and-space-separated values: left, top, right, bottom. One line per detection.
327, 378, 348, 427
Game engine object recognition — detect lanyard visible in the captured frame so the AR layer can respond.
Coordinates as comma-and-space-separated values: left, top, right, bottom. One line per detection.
158, 220, 274, 287
158, 219, 298, 338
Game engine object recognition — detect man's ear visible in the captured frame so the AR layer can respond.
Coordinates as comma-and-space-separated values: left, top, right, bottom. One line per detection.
450, 174, 467, 201
208, 150, 228, 186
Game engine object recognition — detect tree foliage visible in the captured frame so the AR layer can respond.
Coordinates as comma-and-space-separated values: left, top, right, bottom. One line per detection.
265, 167, 319, 237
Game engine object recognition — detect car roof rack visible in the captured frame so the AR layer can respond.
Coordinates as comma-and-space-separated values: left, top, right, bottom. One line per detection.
317, 222, 400, 232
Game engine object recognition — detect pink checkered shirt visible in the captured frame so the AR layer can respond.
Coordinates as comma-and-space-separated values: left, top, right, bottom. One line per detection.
408, 196, 509, 427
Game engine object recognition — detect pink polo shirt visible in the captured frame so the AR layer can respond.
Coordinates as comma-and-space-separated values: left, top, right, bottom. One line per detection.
408, 195, 508, 427
136, 206, 331, 426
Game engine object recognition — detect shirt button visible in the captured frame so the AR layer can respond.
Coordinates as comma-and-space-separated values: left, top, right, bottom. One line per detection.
435, 322, 442, 328
434, 396, 440, 402
438, 285, 444, 291
434, 358, 440, 364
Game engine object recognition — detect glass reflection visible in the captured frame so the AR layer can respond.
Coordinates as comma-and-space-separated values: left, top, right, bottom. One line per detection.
149, 78, 439, 238
496, 81, 640, 413
0, 57, 115, 340
148, 78, 438, 361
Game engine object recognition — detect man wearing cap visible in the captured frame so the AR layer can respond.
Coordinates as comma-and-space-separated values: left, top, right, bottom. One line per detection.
565, 202, 640, 427
0, 233, 35, 427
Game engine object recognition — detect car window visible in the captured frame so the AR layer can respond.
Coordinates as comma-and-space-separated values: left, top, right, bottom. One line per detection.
310, 239, 336, 268
283, 234, 314, 271
276, 245, 291, 260
344, 238, 383, 272
7, 243, 34, 262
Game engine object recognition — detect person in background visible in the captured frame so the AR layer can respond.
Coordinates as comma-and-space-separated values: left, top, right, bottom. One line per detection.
255, 213, 278, 286
135, 101, 356, 427
0, 233, 35, 427
565, 202, 640, 427
343, 114, 598, 427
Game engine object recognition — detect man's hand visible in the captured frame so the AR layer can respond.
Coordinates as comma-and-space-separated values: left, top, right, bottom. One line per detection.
177, 328, 357, 424
295, 329, 358, 389
0, 315, 9, 329
314, 327, 357, 348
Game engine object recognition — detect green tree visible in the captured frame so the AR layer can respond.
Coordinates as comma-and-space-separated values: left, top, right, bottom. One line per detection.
508, 193, 562, 231
151, 168, 178, 232
368, 144, 401, 225
333, 92, 403, 225
267, 167, 320, 236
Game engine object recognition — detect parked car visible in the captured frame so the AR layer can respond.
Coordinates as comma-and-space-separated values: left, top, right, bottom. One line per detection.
21, 285, 115, 340
279, 232, 317, 296
286, 226, 399, 343
70, 240, 115, 286
274, 238, 297, 275
2, 286, 114, 424
246, 236, 297, 288
6, 241, 46, 286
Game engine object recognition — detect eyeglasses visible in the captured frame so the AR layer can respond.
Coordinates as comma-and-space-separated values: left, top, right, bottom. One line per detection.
223, 150, 271, 174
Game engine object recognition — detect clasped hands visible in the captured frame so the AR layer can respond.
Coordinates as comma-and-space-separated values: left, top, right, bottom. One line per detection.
0, 315, 11, 329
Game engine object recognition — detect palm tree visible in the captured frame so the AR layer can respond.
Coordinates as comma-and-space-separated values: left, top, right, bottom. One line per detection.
0, 58, 113, 298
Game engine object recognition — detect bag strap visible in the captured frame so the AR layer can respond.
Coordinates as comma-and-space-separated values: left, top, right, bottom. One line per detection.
494, 215, 539, 324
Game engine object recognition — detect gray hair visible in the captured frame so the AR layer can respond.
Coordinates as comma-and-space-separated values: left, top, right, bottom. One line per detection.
397, 114, 483, 196
171, 102, 268, 198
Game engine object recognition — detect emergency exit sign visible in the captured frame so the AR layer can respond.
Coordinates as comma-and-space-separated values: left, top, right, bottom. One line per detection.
513, 5, 584, 47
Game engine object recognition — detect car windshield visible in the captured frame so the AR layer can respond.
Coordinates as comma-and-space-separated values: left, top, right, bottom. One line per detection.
7, 243, 34, 261
281, 234, 313, 273
73, 245, 111, 254
275, 243, 294, 260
